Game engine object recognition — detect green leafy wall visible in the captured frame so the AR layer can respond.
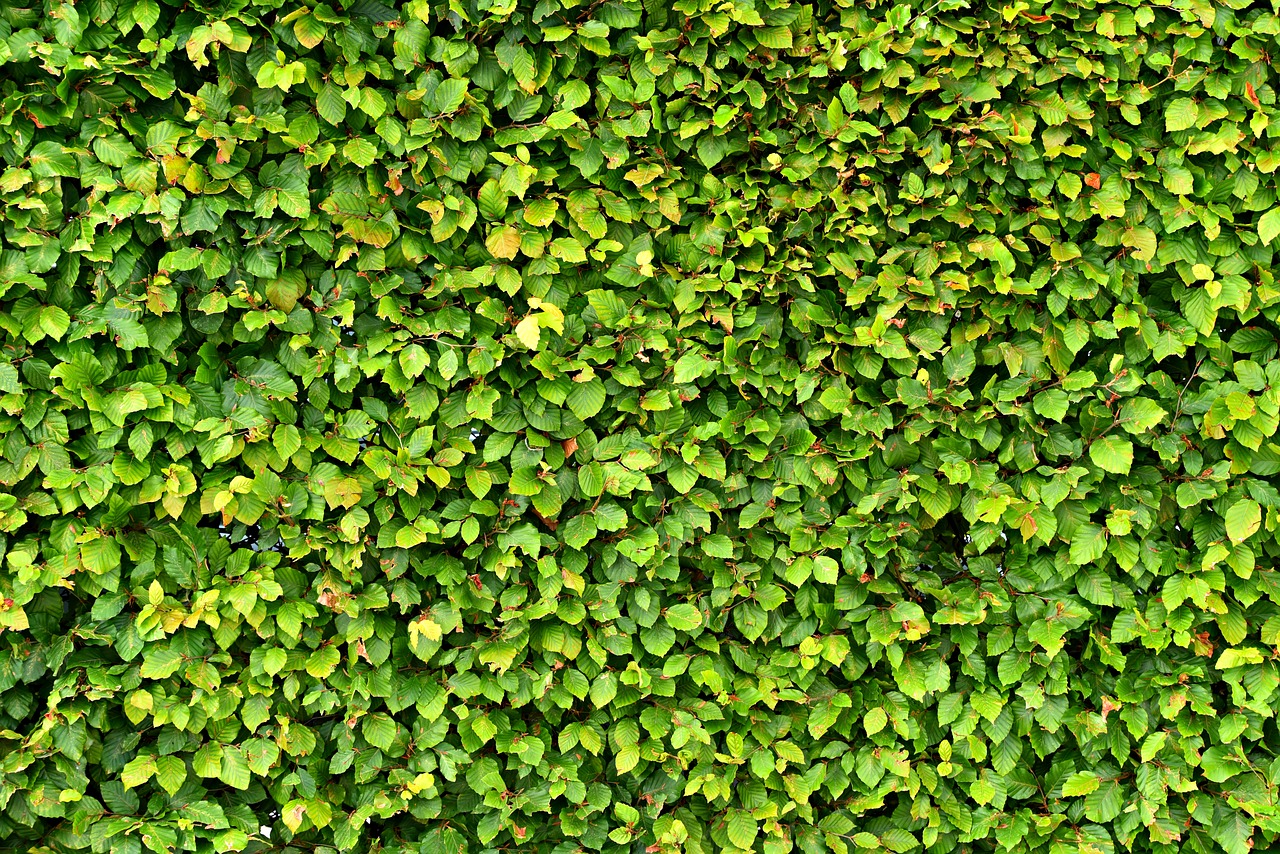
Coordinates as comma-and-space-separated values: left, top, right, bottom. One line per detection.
2, 0, 1280, 852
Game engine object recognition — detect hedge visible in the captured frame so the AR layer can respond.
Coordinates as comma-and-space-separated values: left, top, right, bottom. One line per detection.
2, 0, 1280, 852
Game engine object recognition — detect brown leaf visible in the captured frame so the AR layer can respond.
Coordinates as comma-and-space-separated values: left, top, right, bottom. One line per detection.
385, 168, 404, 196
1084, 172, 1101, 189
318, 589, 344, 611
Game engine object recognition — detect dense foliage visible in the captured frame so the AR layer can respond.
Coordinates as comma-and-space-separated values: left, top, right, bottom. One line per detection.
4, 0, 1280, 852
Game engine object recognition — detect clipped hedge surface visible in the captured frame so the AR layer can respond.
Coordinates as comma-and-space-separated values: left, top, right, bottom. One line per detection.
6, 0, 1280, 852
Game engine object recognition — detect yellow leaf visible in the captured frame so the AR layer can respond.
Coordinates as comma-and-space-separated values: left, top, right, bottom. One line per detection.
409, 616, 443, 643
537, 304, 564, 335
486, 224, 521, 259
515, 315, 541, 350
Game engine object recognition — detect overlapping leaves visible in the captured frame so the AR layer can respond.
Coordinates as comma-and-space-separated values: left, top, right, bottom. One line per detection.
3, 1, 1280, 854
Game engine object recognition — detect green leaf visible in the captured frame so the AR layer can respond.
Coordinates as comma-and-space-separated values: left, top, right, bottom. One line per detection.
813, 555, 839, 584
1118, 397, 1166, 434
523, 198, 558, 227
219, 746, 251, 790
970, 776, 996, 805
182, 196, 229, 233
431, 78, 468, 114
756, 26, 793, 49
1141, 732, 1167, 762
590, 673, 617, 708
1069, 523, 1108, 566
92, 135, 133, 167
29, 142, 78, 178
586, 290, 630, 327
266, 271, 307, 313
465, 466, 493, 499
1088, 435, 1133, 475
1259, 208, 1280, 245
863, 707, 888, 735
121, 755, 156, 789
1057, 172, 1082, 199
155, 755, 187, 795
1201, 745, 1247, 782
343, 138, 378, 168
664, 603, 702, 631
563, 513, 596, 549
1165, 98, 1199, 132
508, 466, 543, 496
305, 645, 340, 678
697, 134, 730, 168
1122, 225, 1157, 261
702, 534, 733, 558
1213, 807, 1255, 854
477, 180, 508, 220
140, 647, 184, 679
362, 713, 397, 750
1033, 389, 1070, 421
726, 810, 758, 850
318, 82, 348, 124
566, 379, 606, 420
1217, 647, 1265, 669
1225, 499, 1262, 544
133, 0, 159, 30
293, 14, 326, 48
615, 743, 640, 774
1083, 779, 1123, 823
262, 648, 287, 676
39, 306, 70, 340
1061, 771, 1100, 796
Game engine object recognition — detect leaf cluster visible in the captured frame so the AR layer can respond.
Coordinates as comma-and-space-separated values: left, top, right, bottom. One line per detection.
3, 1, 1280, 854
